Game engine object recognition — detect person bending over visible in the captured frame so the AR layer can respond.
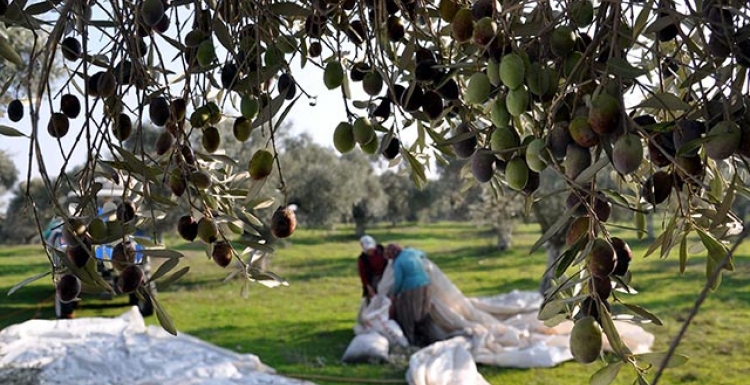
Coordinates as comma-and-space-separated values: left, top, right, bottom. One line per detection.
385, 243, 434, 346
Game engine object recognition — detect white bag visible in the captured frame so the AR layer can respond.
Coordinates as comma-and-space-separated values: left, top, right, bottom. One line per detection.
406, 336, 490, 385
378, 319, 409, 348
358, 294, 409, 348
341, 332, 390, 363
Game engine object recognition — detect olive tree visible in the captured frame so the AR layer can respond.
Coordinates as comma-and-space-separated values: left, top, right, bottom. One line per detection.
379, 170, 413, 225
0, 25, 64, 110
470, 183, 525, 251
278, 133, 382, 229
431, 158, 484, 220
1, 178, 57, 244
2, 0, 750, 382
0, 149, 18, 195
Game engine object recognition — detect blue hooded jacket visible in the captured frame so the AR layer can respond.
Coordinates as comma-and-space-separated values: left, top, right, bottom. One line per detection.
390, 248, 430, 296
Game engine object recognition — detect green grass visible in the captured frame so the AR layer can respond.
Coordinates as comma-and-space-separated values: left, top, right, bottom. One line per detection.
1, 222, 748, 384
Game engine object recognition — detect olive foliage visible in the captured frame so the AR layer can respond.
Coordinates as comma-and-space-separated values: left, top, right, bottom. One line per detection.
0, 25, 65, 108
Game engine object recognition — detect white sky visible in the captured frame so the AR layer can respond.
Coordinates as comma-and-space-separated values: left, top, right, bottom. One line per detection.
2, 0, 711, 207
0, 71, 359, 202
0, 2, 398, 207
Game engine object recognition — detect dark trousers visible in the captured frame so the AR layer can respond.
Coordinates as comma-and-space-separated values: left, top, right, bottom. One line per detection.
393, 285, 433, 346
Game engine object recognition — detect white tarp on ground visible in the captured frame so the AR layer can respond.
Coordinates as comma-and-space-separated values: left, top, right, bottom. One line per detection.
355, 258, 655, 385
0, 306, 315, 385
406, 336, 491, 385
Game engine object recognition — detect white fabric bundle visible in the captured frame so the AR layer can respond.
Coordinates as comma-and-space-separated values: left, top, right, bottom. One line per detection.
0, 307, 314, 385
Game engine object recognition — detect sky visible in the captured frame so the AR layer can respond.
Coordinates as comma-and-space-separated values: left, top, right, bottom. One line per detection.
0, 0, 696, 211
0, 6, 400, 207
0, 0, 672, 206
0, 69, 362, 202
0, 0, 449, 211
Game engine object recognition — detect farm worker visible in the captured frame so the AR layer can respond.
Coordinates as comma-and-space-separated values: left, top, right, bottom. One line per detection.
357, 235, 387, 302
385, 243, 434, 346
42, 217, 64, 243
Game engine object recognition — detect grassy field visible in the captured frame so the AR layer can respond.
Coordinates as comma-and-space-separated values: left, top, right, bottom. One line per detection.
1, 222, 748, 385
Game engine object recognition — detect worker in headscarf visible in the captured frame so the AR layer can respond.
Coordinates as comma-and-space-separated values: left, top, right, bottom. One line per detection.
357, 235, 387, 303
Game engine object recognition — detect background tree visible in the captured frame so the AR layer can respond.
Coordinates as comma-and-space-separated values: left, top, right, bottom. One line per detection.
0, 26, 64, 110
1, 178, 57, 244
532, 169, 569, 294
379, 170, 413, 225
470, 183, 526, 251
280, 134, 380, 229
343, 151, 387, 236
410, 182, 447, 222
0, 150, 18, 195
430, 160, 483, 221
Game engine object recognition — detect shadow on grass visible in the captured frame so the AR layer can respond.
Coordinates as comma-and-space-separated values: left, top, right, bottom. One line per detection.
187, 321, 408, 385
165, 277, 235, 292
77, 299, 133, 311
634, 255, 748, 288
0, 284, 56, 329
278, 256, 353, 282
188, 322, 353, 363
632, 272, 750, 311
428, 245, 535, 271
494, 278, 541, 294
1, 282, 53, 306
284, 232, 363, 246
376, 232, 480, 246
0, 246, 46, 259
171, 243, 208, 252
277, 243, 537, 285
0, 259, 49, 279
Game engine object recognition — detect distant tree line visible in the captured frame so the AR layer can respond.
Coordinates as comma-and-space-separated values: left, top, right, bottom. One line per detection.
0, 125, 503, 245
4, 127, 749, 248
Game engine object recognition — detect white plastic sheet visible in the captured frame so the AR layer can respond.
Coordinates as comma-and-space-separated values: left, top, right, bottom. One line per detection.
0, 307, 315, 385
356, 295, 409, 348
341, 332, 390, 363
358, 258, 655, 385
406, 337, 490, 385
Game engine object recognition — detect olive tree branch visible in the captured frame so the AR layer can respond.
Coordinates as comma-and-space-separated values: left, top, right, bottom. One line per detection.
651, 225, 749, 385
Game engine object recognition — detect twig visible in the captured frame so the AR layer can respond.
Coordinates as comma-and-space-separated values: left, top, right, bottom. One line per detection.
651, 226, 750, 385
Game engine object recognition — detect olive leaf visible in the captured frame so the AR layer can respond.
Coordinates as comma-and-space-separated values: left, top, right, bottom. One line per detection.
589, 361, 623, 385
152, 294, 177, 335
636, 93, 691, 111
0, 35, 24, 67
636, 352, 689, 369
598, 301, 631, 358
0, 125, 27, 137
147, 259, 180, 283
607, 58, 647, 80
7, 271, 50, 296
621, 303, 663, 326
155, 266, 190, 291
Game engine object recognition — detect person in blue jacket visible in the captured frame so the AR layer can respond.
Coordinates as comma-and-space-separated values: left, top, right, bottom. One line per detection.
385, 243, 434, 346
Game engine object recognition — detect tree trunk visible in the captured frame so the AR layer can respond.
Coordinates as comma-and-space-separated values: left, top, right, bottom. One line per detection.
647, 213, 655, 240
496, 225, 512, 251
355, 220, 366, 237
533, 201, 568, 296
352, 203, 368, 237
